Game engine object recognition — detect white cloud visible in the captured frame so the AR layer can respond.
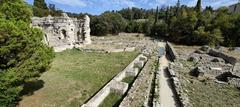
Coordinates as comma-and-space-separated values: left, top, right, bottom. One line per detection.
112, 0, 136, 7
50, 0, 87, 7
206, 0, 238, 8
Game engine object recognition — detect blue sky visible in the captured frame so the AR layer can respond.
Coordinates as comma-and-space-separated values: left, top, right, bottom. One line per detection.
26, 0, 239, 15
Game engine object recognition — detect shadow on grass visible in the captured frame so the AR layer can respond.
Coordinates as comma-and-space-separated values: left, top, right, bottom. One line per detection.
20, 80, 45, 96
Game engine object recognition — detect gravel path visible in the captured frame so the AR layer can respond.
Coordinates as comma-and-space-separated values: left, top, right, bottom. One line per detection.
158, 42, 179, 107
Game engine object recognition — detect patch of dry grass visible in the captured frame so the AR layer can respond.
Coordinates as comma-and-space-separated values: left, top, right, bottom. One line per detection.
175, 60, 240, 107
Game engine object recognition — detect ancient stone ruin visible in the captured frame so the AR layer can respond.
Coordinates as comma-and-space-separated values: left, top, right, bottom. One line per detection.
31, 13, 91, 52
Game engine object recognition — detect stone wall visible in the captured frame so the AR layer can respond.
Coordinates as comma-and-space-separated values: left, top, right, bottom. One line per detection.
228, 77, 240, 88
208, 49, 238, 65
170, 63, 191, 107
233, 62, 240, 77
119, 58, 154, 107
166, 42, 178, 61
31, 13, 91, 52
82, 54, 148, 107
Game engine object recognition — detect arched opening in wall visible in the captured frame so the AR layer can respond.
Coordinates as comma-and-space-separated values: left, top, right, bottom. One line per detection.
61, 29, 67, 39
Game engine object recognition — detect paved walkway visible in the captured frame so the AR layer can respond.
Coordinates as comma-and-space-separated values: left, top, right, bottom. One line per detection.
158, 42, 178, 107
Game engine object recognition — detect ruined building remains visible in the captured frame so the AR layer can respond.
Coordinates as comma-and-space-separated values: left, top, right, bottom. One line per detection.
31, 13, 91, 52
229, 3, 240, 13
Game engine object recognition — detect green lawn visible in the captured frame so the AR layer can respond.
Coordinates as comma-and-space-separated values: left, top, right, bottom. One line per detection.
18, 49, 138, 107
98, 93, 122, 107
122, 76, 135, 84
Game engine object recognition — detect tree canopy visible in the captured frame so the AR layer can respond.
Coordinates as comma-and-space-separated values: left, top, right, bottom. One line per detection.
0, 0, 54, 106
33, 0, 49, 17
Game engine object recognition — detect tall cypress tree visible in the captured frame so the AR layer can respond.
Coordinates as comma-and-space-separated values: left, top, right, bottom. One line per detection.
154, 6, 159, 25
176, 0, 181, 17
195, 0, 202, 13
33, 0, 49, 17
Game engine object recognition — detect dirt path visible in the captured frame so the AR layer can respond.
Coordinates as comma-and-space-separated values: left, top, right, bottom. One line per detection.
158, 42, 178, 107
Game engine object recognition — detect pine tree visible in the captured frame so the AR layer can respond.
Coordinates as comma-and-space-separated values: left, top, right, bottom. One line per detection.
33, 0, 49, 17
195, 0, 202, 13
34, 0, 48, 9
0, 0, 54, 106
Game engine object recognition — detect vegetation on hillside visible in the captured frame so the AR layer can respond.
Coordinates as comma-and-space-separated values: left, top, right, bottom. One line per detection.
90, 0, 240, 47
0, 0, 54, 106
31, 0, 240, 47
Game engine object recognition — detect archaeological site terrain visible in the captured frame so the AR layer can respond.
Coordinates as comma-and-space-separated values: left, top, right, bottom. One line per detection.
1, 0, 240, 107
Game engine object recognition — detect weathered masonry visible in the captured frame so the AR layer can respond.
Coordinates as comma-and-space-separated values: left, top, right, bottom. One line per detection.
31, 13, 91, 52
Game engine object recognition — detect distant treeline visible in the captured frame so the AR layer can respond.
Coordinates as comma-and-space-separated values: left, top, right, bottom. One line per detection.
33, 0, 240, 47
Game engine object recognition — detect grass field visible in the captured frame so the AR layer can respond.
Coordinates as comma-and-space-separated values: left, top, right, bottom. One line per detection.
122, 76, 135, 84
18, 49, 138, 107
98, 93, 122, 107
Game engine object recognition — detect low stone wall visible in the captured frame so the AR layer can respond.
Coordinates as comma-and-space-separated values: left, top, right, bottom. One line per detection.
54, 45, 74, 52
82, 54, 147, 107
169, 63, 189, 107
233, 62, 240, 77
228, 77, 240, 88
209, 49, 238, 65
166, 42, 178, 61
119, 58, 154, 107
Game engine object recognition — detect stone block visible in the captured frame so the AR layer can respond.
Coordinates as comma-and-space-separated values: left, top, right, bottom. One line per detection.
189, 67, 204, 77
124, 47, 136, 52
209, 49, 238, 65
200, 45, 210, 52
110, 81, 128, 95
134, 61, 144, 68
139, 55, 148, 62
126, 68, 139, 76
233, 62, 240, 77
228, 78, 240, 88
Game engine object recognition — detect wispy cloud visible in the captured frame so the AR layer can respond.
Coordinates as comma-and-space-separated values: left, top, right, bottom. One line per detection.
49, 0, 87, 7
205, 0, 238, 8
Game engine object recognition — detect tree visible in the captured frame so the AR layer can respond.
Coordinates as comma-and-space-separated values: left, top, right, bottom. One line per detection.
91, 13, 127, 35
33, 0, 49, 17
176, 0, 181, 17
0, 0, 32, 23
49, 4, 63, 16
195, 0, 202, 13
154, 6, 159, 24
0, 0, 54, 106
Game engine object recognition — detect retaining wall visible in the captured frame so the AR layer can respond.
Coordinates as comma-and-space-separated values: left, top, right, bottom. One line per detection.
119, 59, 154, 107
82, 54, 147, 107
208, 49, 238, 65
165, 42, 178, 61
168, 63, 189, 107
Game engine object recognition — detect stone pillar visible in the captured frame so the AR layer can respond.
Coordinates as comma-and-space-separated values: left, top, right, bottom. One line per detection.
83, 15, 91, 44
